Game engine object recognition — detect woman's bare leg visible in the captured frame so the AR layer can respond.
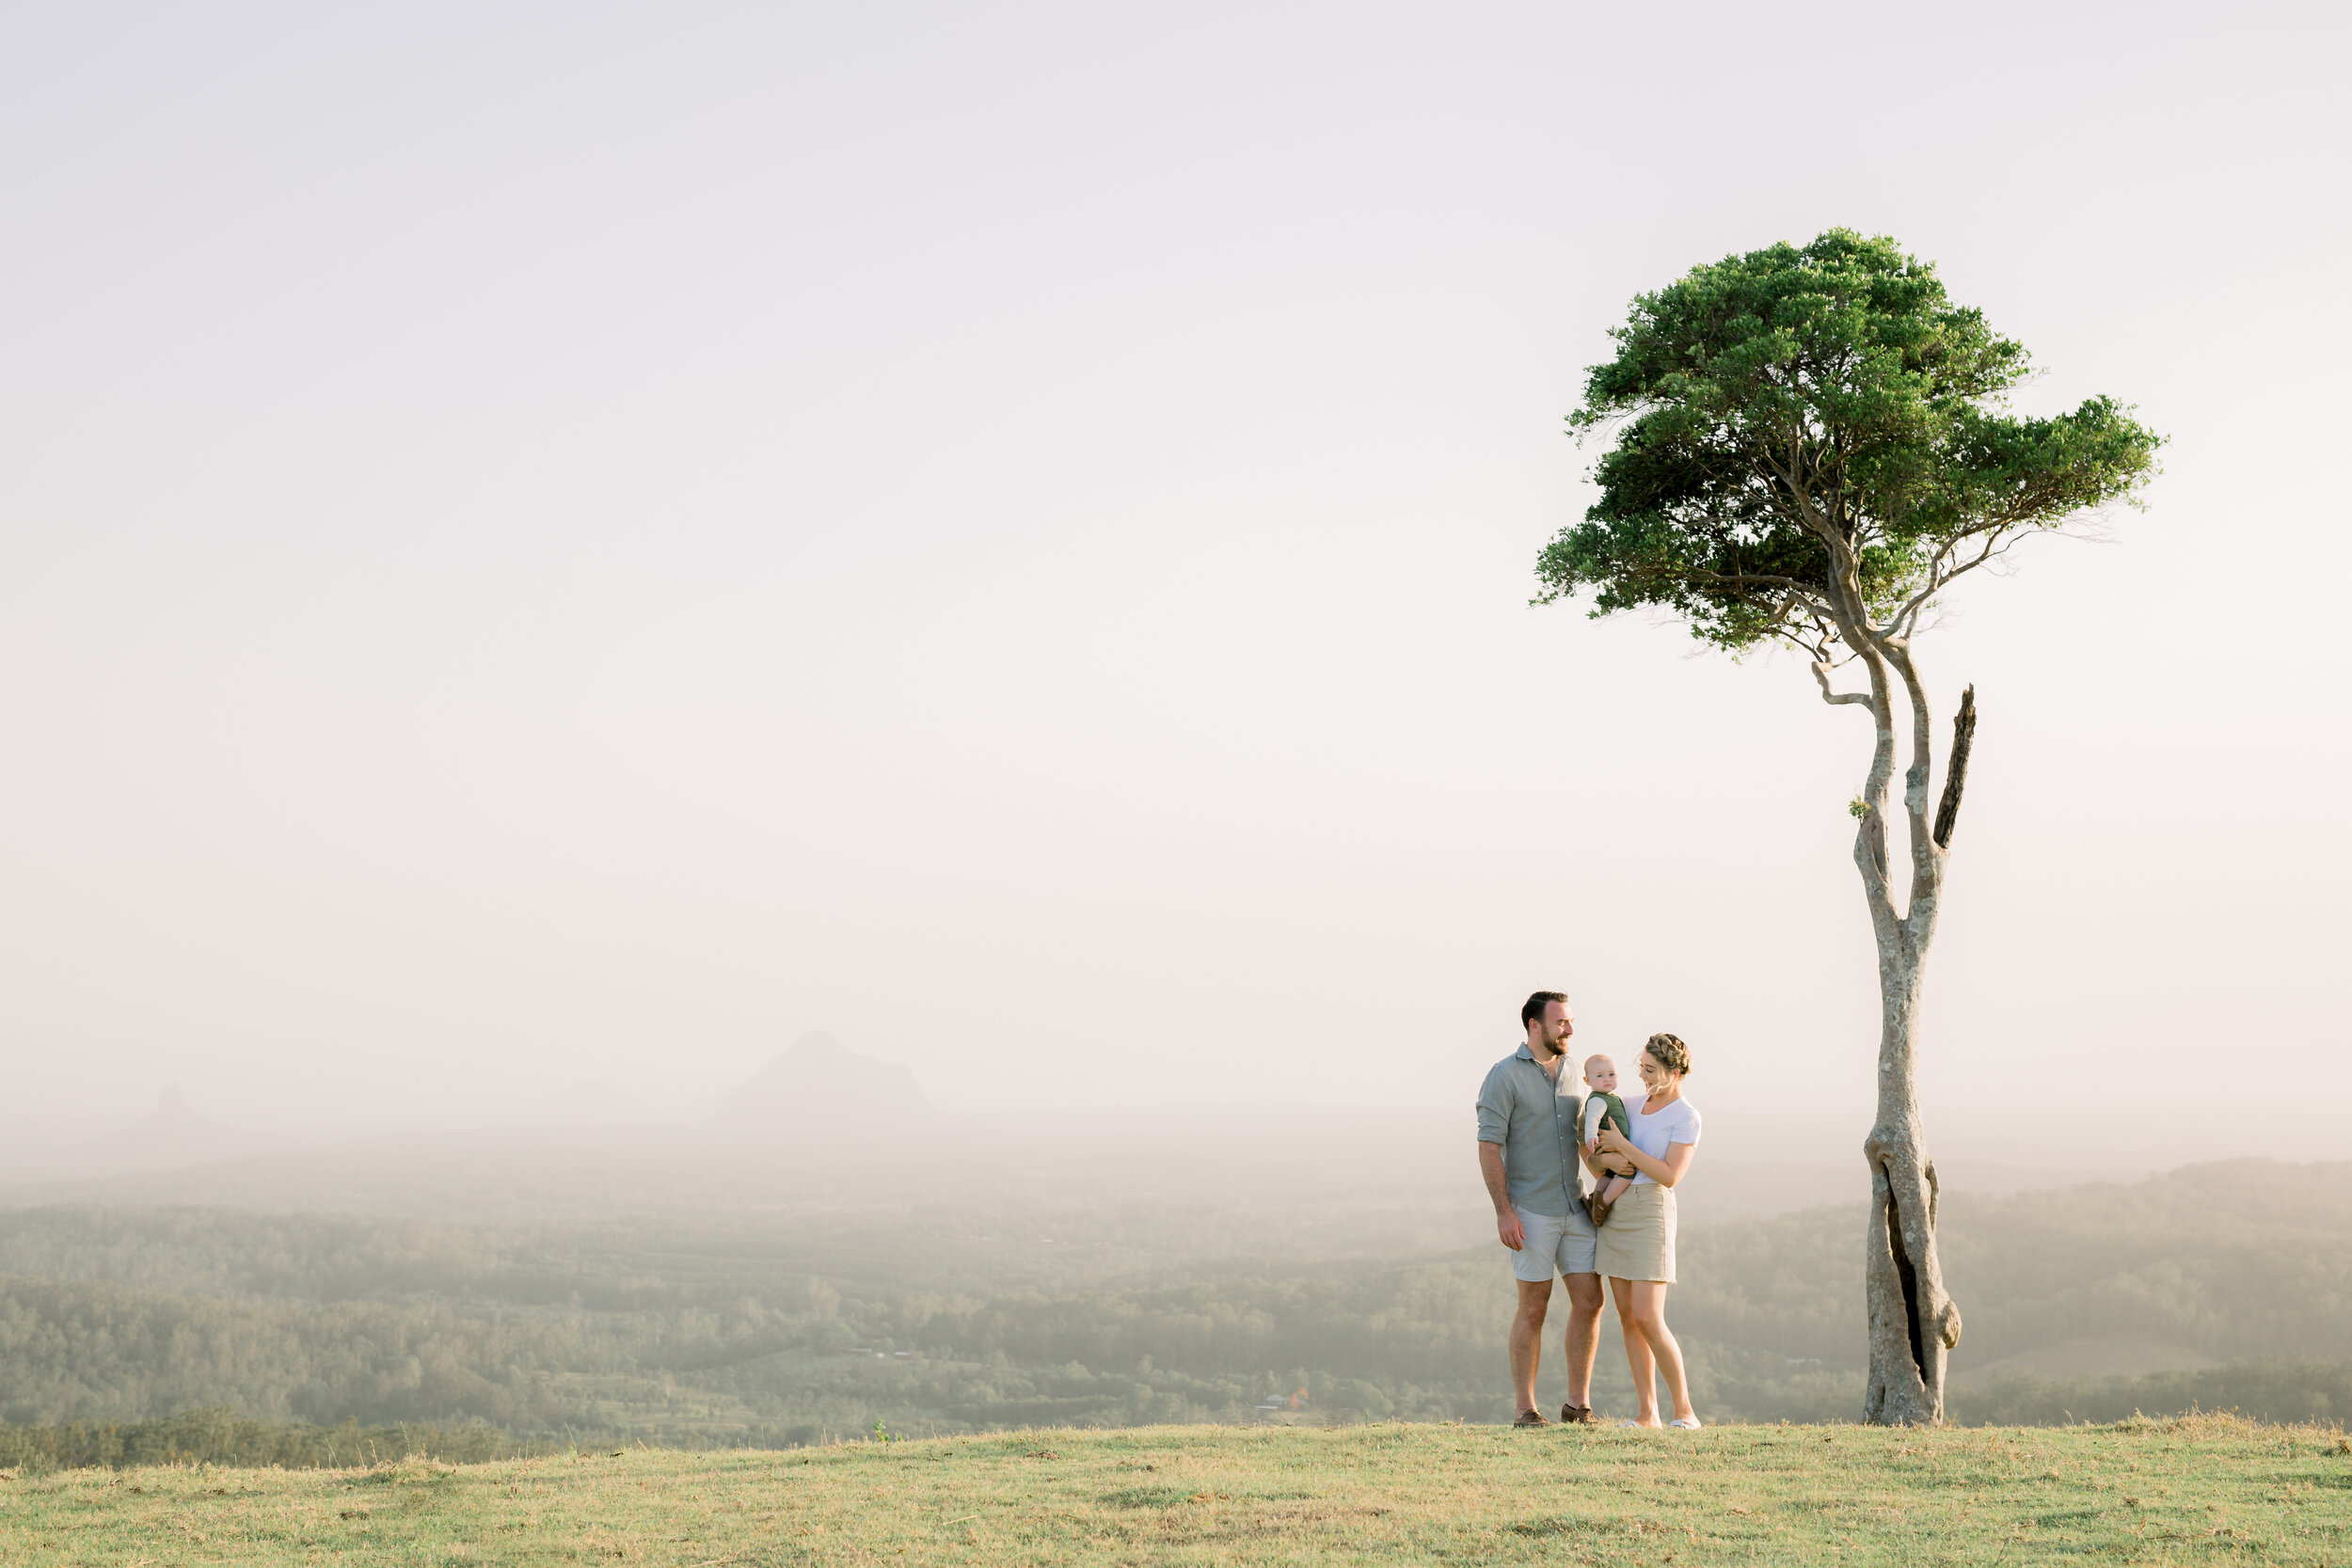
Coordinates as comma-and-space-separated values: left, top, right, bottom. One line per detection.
1608, 1276, 1661, 1425
1627, 1281, 1695, 1422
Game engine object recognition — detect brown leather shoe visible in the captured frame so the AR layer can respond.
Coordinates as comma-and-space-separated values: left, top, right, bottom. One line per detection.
1559, 1402, 1595, 1424
1587, 1194, 1613, 1227
1513, 1409, 1552, 1428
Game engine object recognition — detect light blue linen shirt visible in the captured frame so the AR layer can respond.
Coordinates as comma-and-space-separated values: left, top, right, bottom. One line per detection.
1475, 1044, 1589, 1218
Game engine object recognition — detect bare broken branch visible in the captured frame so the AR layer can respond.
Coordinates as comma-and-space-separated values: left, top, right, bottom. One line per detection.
1931, 686, 1978, 849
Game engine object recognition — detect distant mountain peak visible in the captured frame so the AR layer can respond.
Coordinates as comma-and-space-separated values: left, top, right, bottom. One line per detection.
713, 1032, 934, 1143
782, 1031, 852, 1064
48, 1081, 278, 1180
131, 1082, 217, 1137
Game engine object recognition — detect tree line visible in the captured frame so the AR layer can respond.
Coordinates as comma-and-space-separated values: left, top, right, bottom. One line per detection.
0, 1160, 2342, 1454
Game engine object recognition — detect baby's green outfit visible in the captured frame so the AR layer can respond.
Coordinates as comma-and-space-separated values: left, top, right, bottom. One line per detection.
1581, 1090, 1629, 1158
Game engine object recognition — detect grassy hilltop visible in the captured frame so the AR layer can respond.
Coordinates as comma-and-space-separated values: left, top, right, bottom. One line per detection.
5, 1416, 2349, 1566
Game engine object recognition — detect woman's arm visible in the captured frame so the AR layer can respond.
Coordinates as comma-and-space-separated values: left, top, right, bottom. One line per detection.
1582, 1141, 1635, 1180
1595, 1127, 1696, 1188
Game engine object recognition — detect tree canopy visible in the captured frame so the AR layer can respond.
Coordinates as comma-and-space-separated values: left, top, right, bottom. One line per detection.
1535, 230, 2162, 660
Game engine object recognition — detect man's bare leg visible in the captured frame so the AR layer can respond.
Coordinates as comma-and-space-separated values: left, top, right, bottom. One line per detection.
1560, 1272, 1603, 1411
1509, 1279, 1553, 1417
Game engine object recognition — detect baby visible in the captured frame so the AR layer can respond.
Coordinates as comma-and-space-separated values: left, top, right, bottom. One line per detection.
1581, 1053, 1633, 1227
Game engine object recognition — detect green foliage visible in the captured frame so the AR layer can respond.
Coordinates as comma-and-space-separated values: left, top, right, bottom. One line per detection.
1535, 229, 2162, 653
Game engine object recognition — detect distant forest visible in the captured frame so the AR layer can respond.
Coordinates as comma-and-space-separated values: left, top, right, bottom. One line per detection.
0, 1160, 2343, 1462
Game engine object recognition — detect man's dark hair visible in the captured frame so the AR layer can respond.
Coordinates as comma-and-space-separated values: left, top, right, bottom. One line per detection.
1521, 990, 1568, 1028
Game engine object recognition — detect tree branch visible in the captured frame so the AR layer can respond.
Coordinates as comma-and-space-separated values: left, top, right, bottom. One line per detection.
1812, 661, 1873, 706
1931, 686, 1978, 849
1848, 640, 1899, 922
1656, 563, 1826, 597
1891, 530, 2022, 637
1877, 638, 1939, 896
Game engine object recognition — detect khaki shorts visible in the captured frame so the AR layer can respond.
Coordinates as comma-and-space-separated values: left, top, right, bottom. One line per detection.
1509, 1204, 1598, 1283
1594, 1181, 1677, 1284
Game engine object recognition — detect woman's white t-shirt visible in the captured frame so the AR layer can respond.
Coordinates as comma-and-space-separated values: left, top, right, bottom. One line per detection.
1626, 1094, 1701, 1186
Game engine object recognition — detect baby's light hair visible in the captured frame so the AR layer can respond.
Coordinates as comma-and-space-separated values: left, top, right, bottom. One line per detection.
1581, 1053, 1615, 1081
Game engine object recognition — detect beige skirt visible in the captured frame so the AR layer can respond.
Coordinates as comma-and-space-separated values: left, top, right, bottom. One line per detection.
1594, 1181, 1677, 1284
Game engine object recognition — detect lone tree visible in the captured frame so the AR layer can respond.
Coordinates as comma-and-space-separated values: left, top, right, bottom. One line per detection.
1536, 230, 2161, 1425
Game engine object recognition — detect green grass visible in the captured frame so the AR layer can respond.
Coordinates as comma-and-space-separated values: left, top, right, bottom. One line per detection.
3, 1417, 2347, 1565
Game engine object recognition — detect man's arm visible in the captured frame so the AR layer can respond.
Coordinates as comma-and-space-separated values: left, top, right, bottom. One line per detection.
1472, 1064, 1526, 1249
1478, 1142, 1525, 1250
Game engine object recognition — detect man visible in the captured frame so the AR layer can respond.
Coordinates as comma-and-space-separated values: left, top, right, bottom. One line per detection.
1476, 990, 1628, 1426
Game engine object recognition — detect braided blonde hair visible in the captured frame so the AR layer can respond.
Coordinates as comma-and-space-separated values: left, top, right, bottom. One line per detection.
1643, 1032, 1692, 1077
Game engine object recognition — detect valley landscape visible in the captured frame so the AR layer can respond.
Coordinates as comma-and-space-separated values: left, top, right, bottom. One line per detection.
8, 1, 2350, 1562
7, 1135, 2350, 1562
8, 1036, 2349, 1463
8, 1024, 2350, 1568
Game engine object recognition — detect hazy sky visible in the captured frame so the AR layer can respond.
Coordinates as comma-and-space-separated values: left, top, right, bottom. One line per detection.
4, 2, 2345, 1164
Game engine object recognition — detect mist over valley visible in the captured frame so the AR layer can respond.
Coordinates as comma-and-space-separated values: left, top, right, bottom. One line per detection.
3, 1034, 2343, 1455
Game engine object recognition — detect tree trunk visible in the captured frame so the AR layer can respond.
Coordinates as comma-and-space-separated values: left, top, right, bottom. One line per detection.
1854, 696, 1979, 1426
1861, 953, 1962, 1423
1831, 641, 1973, 1425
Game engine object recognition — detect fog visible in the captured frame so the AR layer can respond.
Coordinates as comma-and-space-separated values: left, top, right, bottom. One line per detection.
4, 0, 2347, 1198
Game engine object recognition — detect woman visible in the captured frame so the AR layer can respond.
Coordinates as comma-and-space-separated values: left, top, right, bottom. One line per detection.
1593, 1032, 1702, 1430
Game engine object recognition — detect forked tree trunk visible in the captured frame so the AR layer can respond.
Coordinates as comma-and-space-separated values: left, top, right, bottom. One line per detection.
1854, 685, 1974, 1425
